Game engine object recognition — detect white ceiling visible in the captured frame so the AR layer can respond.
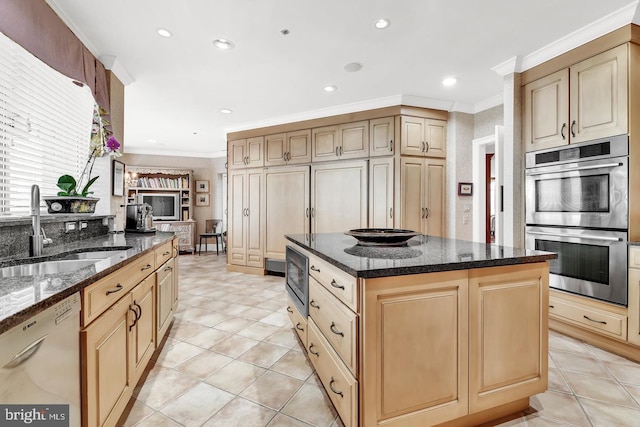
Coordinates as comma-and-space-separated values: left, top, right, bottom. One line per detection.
47, 0, 638, 158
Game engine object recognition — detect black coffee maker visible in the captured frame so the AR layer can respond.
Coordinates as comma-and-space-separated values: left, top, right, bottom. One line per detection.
125, 203, 156, 233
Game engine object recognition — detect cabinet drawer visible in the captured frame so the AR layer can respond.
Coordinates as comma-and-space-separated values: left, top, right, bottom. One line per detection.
307, 320, 357, 427
549, 296, 627, 340
287, 295, 307, 348
155, 241, 173, 266
82, 251, 155, 326
630, 246, 640, 269
309, 254, 358, 312
309, 277, 357, 375
156, 257, 175, 283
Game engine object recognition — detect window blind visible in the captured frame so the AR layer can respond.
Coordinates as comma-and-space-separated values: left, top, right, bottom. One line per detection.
0, 30, 94, 216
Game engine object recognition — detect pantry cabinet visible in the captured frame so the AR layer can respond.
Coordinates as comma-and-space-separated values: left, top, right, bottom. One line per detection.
400, 157, 445, 237
264, 130, 312, 166
228, 168, 264, 267
400, 116, 446, 158
229, 136, 264, 169
523, 44, 628, 152
369, 157, 394, 228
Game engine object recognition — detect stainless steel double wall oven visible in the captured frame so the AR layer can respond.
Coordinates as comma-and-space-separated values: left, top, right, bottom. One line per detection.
525, 135, 629, 306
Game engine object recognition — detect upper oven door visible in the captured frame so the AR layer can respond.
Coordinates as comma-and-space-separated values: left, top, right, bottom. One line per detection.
525, 155, 628, 228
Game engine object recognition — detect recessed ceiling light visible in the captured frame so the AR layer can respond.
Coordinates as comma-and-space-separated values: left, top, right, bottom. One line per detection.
213, 38, 235, 50
344, 62, 363, 72
323, 85, 337, 92
442, 77, 458, 87
220, 108, 233, 114
280, 29, 290, 35
374, 19, 390, 29
156, 28, 172, 38
147, 139, 157, 143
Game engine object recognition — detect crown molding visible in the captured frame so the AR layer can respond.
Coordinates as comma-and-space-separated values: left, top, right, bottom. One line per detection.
124, 146, 227, 159
491, 56, 522, 77
99, 55, 135, 86
46, 0, 99, 56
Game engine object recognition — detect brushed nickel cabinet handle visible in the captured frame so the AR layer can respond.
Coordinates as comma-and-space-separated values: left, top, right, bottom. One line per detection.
287, 306, 293, 313
295, 322, 304, 331
335, 147, 339, 156
329, 377, 344, 397
421, 141, 425, 152
421, 208, 425, 218
425, 141, 429, 152
340, 146, 343, 156
310, 300, 320, 309
306, 208, 309, 218
106, 284, 123, 295
330, 322, 344, 337
162, 251, 170, 256
164, 266, 173, 272
549, 305, 555, 309
309, 344, 319, 356
425, 207, 429, 218
141, 264, 153, 271
571, 120, 576, 138
311, 208, 315, 218
390, 207, 393, 219
389, 140, 393, 151
134, 301, 143, 320
310, 265, 320, 273
583, 315, 607, 325
330, 279, 345, 290
561, 123, 566, 140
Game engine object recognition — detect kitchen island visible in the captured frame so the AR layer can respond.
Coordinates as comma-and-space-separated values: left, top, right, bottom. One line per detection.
285, 233, 556, 427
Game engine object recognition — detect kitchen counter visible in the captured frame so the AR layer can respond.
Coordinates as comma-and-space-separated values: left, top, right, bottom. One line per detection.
0, 231, 175, 334
285, 233, 557, 278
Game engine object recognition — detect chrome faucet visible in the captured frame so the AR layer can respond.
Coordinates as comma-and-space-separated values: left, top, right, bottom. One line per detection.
29, 185, 52, 256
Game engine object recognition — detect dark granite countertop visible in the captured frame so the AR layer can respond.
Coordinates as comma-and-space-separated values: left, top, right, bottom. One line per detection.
286, 233, 557, 278
0, 231, 175, 334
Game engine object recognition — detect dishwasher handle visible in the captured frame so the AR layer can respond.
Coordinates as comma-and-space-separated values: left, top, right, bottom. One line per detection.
2, 334, 48, 369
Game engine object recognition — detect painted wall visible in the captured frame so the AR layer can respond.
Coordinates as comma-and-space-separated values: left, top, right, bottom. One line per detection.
120, 153, 226, 235
447, 112, 475, 241
474, 104, 504, 139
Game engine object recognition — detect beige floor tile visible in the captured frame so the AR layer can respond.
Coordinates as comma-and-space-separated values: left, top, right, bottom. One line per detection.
260, 299, 288, 312
529, 390, 591, 426
604, 360, 640, 386
241, 371, 304, 410
154, 341, 204, 368
548, 331, 590, 354
135, 368, 199, 410
330, 415, 346, 427
548, 354, 557, 369
270, 349, 314, 381
182, 327, 233, 348
160, 382, 234, 426
132, 411, 182, 427
202, 397, 276, 427
580, 397, 640, 427
238, 306, 280, 321
175, 306, 210, 322
259, 311, 291, 327
267, 413, 313, 426
175, 350, 233, 379
263, 328, 300, 349
550, 350, 610, 378
623, 383, 640, 406
237, 322, 282, 340
205, 360, 266, 394
122, 399, 155, 427
214, 317, 256, 333
167, 320, 211, 341
521, 413, 578, 426
209, 334, 259, 358
281, 382, 337, 426
218, 302, 256, 316
563, 370, 639, 408
239, 341, 290, 368
547, 367, 571, 394
189, 311, 231, 327
586, 343, 639, 365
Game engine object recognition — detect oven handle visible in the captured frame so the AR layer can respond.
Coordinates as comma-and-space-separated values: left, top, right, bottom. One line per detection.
527, 231, 622, 242
526, 162, 623, 176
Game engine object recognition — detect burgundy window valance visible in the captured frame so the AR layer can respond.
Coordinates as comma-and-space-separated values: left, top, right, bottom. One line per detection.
0, 0, 110, 112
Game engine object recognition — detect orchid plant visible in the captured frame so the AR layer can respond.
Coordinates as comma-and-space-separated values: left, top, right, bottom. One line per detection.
56, 104, 122, 197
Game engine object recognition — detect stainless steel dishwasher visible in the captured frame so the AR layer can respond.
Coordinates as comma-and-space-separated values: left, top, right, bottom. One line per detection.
0, 292, 81, 427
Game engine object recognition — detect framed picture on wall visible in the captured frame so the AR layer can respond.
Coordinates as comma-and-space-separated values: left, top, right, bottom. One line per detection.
196, 194, 210, 206
112, 160, 125, 196
196, 180, 209, 193
458, 182, 473, 196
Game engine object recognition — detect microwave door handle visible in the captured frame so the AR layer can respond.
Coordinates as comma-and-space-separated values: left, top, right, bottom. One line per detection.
526, 162, 623, 176
527, 231, 622, 242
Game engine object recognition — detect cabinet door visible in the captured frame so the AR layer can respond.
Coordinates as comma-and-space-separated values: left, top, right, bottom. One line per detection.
370, 117, 395, 157
311, 161, 368, 234
400, 157, 425, 233
338, 121, 369, 159
362, 270, 469, 426
287, 129, 312, 164
628, 267, 640, 346
264, 133, 287, 166
228, 170, 246, 265
369, 157, 394, 229
400, 116, 425, 156
156, 259, 175, 340
424, 119, 447, 158
229, 139, 247, 169
246, 136, 264, 168
312, 125, 339, 162
523, 69, 569, 152
246, 168, 264, 268
264, 166, 310, 260
172, 242, 179, 311
130, 275, 156, 384
468, 263, 548, 413
570, 44, 628, 144
82, 295, 133, 427
424, 158, 445, 237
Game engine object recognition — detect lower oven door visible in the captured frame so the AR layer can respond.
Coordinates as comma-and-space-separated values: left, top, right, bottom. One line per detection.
525, 226, 627, 306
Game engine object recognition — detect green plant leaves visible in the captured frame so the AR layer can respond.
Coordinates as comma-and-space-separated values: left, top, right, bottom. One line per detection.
56, 174, 77, 196
80, 176, 99, 197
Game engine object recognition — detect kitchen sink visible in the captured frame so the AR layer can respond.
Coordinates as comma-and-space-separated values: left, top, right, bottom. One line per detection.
56, 250, 129, 261
0, 259, 99, 278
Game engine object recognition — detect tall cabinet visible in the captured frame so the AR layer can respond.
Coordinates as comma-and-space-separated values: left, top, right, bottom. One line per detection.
400, 157, 446, 237
228, 168, 264, 268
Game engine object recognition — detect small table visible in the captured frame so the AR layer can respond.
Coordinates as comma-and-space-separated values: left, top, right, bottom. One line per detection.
198, 232, 222, 255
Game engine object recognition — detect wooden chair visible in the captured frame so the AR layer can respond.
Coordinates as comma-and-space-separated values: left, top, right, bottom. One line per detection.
199, 219, 223, 255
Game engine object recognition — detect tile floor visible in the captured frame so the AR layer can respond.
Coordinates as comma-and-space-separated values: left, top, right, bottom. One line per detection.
122, 254, 640, 427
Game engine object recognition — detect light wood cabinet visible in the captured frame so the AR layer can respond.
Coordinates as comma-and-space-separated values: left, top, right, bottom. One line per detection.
156, 257, 176, 341
228, 168, 264, 268
400, 157, 445, 236
310, 161, 367, 235
468, 264, 548, 413
264, 166, 310, 260
229, 136, 264, 169
370, 116, 395, 157
629, 246, 640, 346
400, 116, 446, 158
287, 295, 308, 348
130, 275, 156, 384
523, 44, 628, 152
369, 157, 394, 229
312, 121, 369, 162
264, 130, 312, 166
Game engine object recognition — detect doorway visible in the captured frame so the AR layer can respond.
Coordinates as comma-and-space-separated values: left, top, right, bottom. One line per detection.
472, 125, 503, 244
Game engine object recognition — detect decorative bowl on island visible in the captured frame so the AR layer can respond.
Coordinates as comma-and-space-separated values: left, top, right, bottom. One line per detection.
345, 228, 420, 247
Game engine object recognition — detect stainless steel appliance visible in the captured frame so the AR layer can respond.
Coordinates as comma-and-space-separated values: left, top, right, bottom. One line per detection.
0, 293, 81, 426
525, 226, 627, 305
285, 245, 309, 316
525, 135, 628, 229
125, 203, 156, 233
524, 135, 629, 306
